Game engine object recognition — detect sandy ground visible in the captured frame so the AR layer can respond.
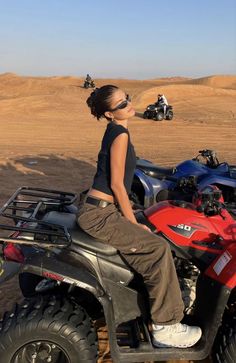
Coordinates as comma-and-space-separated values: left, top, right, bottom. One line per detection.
0, 73, 235, 362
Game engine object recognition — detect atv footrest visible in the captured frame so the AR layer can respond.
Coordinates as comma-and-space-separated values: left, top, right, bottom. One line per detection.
117, 340, 208, 362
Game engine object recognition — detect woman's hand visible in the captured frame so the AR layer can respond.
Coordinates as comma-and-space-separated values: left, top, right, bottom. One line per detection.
138, 223, 152, 233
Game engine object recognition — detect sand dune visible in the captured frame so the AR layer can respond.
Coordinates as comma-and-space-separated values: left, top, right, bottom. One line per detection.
186, 75, 236, 89
0, 72, 235, 164
135, 83, 236, 108
151, 77, 191, 82
135, 83, 236, 128
0, 72, 235, 163
0, 72, 83, 100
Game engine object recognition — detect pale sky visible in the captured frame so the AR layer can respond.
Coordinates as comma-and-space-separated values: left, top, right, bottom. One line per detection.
0, 0, 235, 79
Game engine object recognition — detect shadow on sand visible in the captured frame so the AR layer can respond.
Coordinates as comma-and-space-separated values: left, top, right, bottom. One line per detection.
135, 111, 145, 119
0, 154, 96, 204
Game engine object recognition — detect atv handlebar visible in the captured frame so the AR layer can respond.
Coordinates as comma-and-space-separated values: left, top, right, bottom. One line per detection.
198, 149, 214, 157
194, 186, 225, 217
194, 149, 220, 168
196, 200, 225, 218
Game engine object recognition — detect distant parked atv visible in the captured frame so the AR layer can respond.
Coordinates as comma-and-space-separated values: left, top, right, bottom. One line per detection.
143, 104, 173, 121
83, 80, 96, 89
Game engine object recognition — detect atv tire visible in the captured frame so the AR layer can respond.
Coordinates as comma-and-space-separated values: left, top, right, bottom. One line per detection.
0, 294, 98, 363
155, 112, 164, 121
143, 111, 149, 119
211, 311, 236, 363
166, 111, 174, 120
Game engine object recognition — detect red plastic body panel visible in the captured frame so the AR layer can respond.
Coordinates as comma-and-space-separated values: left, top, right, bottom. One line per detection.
145, 201, 236, 287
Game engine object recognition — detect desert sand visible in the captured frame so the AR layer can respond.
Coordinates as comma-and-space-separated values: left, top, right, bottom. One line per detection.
0, 73, 235, 362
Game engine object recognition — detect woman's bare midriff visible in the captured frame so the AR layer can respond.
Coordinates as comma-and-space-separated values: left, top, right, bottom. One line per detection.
88, 188, 115, 203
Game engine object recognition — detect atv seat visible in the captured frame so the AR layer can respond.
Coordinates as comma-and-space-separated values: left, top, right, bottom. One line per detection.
137, 164, 174, 179
136, 158, 174, 179
42, 211, 118, 256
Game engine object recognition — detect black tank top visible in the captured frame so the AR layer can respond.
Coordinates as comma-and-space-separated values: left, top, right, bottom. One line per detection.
92, 123, 136, 196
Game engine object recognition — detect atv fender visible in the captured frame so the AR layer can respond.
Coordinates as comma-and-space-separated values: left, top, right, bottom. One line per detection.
21, 249, 104, 298
134, 169, 169, 207
199, 175, 236, 189
21, 250, 143, 327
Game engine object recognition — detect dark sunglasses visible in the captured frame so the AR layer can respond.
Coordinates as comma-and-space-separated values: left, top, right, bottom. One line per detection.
110, 94, 131, 112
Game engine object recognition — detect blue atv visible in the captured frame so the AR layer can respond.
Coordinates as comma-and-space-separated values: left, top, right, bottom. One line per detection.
131, 149, 236, 216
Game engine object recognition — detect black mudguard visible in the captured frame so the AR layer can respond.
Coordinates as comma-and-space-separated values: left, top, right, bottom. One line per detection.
0, 259, 21, 285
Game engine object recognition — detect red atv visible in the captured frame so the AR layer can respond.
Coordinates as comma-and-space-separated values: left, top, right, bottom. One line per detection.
0, 186, 235, 363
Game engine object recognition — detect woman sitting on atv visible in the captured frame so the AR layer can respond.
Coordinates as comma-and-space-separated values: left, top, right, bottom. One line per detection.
77, 85, 202, 348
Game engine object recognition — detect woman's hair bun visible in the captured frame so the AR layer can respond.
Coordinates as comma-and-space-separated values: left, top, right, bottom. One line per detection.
86, 88, 100, 110
86, 85, 118, 121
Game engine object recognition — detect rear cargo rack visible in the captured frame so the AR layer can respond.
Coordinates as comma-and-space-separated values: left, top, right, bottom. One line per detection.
0, 187, 78, 249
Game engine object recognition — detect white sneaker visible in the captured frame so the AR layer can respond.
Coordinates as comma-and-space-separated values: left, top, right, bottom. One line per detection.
152, 322, 202, 348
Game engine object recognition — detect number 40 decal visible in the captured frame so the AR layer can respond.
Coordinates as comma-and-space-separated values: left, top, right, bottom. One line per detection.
176, 224, 192, 231
168, 223, 196, 237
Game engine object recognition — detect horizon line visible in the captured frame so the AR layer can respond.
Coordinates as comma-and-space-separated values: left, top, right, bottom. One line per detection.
0, 72, 236, 81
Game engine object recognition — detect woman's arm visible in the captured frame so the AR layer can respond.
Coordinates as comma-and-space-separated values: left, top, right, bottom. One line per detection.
110, 133, 138, 224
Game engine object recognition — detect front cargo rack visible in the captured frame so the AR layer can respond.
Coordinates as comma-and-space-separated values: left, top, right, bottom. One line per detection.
0, 187, 78, 249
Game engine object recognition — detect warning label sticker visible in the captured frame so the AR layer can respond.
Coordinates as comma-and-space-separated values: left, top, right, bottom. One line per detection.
213, 251, 232, 276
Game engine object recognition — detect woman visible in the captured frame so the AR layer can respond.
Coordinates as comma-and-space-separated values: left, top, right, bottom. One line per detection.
77, 85, 201, 348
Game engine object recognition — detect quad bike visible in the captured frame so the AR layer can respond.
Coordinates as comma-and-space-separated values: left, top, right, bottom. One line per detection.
131, 149, 236, 217
84, 80, 96, 89
143, 104, 173, 121
0, 186, 235, 363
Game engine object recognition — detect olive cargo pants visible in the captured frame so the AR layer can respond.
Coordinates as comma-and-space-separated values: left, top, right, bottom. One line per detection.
77, 201, 184, 325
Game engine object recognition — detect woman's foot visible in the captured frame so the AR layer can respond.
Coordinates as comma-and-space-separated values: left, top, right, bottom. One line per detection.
152, 322, 202, 348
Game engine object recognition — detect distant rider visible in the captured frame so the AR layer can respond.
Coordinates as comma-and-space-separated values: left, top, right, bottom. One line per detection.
86, 74, 92, 83
156, 94, 168, 116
